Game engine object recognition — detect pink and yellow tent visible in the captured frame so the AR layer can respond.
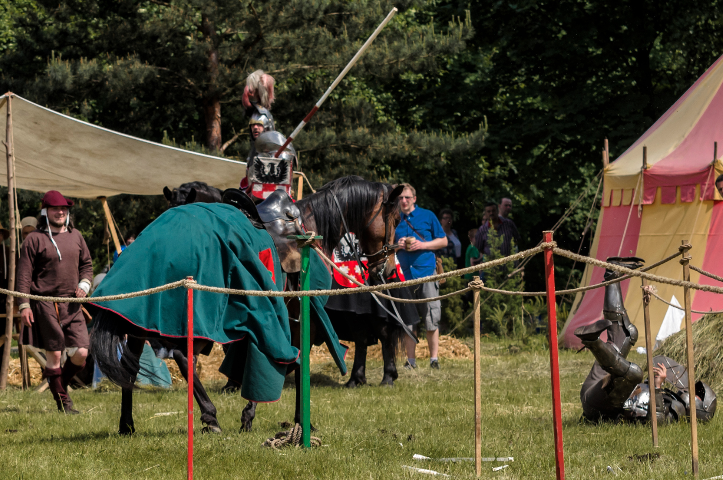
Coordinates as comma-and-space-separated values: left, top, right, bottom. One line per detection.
562, 54, 723, 348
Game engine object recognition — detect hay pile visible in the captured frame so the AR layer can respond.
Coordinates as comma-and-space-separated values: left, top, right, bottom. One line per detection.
653, 313, 723, 392
7, 357, 44, 387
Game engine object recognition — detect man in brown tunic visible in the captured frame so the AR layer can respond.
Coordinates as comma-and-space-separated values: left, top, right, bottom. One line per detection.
18, 191, 93, 414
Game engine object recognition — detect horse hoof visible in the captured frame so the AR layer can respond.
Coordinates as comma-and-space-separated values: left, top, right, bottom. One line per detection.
202, 424, 222, 434
239, 421, 253, 433
119, 423, 135, 436
345, 378, 366, 388
380, 379, 394, 387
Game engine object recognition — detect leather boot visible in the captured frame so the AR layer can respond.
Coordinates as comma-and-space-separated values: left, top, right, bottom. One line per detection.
61, 360, 85, 390
45, 367, 79, 415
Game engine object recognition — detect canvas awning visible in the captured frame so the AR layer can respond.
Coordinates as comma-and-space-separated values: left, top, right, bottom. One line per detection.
0, 94, 246, 198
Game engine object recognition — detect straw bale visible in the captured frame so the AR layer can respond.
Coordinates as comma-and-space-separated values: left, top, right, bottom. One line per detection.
652, 313, 723, 392
7, 356, 44, 387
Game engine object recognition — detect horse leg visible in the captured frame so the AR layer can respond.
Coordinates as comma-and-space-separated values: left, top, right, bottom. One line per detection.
345, 321, 368, 388
378, 320, 399, 387
119, 337, 145, 435
172, 346, 222, 434
240, 401, 256, 432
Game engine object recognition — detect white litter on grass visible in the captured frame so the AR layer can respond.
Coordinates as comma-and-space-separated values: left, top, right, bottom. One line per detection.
492, 465, 509, 472
402, 466, 450, 477
150, 411, 180, 419
703, 476, 723, 480
413, 454, 513, 462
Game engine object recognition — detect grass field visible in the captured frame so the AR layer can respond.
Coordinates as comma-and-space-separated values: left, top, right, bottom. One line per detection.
1, 337, 720, 479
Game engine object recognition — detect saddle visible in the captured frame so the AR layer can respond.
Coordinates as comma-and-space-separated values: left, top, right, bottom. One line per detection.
225, 188, 304, 273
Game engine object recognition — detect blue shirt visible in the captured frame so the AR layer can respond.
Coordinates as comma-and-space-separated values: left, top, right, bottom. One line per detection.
395, 206, 446, 279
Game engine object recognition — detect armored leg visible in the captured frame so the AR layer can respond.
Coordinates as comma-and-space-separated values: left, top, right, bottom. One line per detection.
576, 321, 643, 409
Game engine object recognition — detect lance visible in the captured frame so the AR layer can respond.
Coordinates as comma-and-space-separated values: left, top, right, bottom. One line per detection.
274, 7, 398, 158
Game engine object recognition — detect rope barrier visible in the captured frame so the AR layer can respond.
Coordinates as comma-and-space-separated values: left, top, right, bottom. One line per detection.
262, 423, 321, 449
644, 285, 723, 315
690, 265, 723, 284
3, 244, 723, 304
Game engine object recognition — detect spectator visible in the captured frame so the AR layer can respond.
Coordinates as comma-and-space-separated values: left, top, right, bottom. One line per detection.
499, 197, 513, 218
716, 174, 723, 198
20, 216, 38, 241
474, 200, 521, 261
464, 228, 480, 279
17, 191, 93, 414
437, 208, 462, 267
395, 183, 448, 370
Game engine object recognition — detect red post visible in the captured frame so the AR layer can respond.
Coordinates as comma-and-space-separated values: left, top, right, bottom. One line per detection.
543, 231, 565, 480
186, 277, 194, 480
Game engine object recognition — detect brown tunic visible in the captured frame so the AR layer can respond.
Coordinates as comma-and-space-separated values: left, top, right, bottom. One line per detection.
17, 229, 93, 351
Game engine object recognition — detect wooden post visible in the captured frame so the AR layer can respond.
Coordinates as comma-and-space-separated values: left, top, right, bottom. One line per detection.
603, 138, 609, 169
98, 197, 122, 256
297, 174, 304, 201
0, 94, 17, 390
641, 278, 658, 447
473, 276, 482, 477
186, 277, 194, 480
680, 241, 698, 477
714, 142, 718, 162
542, 231, 565, 480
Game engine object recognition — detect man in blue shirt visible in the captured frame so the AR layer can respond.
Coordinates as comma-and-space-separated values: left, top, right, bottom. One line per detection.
395, 183, 448, 369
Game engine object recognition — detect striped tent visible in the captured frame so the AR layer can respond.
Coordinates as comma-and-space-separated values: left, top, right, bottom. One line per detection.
562, 54, 723, 348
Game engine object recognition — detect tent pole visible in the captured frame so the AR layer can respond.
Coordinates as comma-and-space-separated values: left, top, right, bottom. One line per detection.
603, 138, 609, 169
98, 197, 122, 256
680, 241, 698, 477
0, 94, 17, 390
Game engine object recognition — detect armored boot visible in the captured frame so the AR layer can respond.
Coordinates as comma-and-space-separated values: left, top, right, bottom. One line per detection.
602, 257, 644, 358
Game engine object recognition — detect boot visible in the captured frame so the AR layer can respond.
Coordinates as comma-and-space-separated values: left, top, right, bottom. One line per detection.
44, 367, 79, 415
61, 360, 85, 391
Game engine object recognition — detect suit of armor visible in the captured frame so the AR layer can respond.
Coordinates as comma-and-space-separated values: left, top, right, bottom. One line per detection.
576, 257, 716, 424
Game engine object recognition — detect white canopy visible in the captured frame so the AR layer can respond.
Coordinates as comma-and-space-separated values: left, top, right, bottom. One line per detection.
0, 94, 246, 198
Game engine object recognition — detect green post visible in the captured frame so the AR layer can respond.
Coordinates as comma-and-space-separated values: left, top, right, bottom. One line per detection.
288, 234, 322, 448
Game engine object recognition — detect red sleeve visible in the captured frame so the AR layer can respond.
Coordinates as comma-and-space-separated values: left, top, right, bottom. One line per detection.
77, 233, 94, 282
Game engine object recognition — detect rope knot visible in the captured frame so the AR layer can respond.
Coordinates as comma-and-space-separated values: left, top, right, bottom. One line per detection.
641, 284, 657, 306
296, 231, 318, 248
468, 279, 485, 290
541, 241, 558, 250
678, 243, 692, 253
262, 423, 321, 449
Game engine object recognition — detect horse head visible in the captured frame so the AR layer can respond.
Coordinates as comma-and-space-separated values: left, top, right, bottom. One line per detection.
163, 182, 222, 207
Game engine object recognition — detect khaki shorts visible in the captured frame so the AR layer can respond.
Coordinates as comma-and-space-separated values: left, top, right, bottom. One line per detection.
412, 281, 441, 332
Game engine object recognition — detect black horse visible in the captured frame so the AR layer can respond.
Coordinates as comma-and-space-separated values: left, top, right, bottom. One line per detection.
90, 177, 402, 435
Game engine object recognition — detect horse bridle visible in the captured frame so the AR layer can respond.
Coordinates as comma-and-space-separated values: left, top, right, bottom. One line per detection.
330, 191, 418, 343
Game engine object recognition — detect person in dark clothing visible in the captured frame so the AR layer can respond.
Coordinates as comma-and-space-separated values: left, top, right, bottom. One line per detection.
17, 191, 93, 414
474, 201, 520, 260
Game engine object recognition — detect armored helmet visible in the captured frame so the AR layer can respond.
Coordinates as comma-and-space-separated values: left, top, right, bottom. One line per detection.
248, 107, 275, 132
679, 381, 717, 422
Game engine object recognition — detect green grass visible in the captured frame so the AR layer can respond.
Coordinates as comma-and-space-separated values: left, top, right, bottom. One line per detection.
1, 338, 720, 479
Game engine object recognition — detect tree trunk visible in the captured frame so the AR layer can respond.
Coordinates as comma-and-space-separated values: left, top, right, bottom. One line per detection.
201, 13, 222, 151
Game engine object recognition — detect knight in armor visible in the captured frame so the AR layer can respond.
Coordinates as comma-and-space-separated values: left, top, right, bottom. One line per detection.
575, 257, 716, 424
239, 70, 278, 196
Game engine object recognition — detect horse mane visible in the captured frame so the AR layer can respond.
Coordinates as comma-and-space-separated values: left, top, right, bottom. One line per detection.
297, 175, 389, 254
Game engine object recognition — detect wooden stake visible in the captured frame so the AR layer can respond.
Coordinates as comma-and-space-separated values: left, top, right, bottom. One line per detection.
0, 94, 17, 390
641, 278, 658, 447
603, 138, 609, 168
543, 231, 565, 480
98, 197, 122, 256
680, 241, 698, 477
473, 276, 482, 477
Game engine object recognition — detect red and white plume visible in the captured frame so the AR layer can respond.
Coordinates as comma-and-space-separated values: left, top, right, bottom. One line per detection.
242, 70, 275, 110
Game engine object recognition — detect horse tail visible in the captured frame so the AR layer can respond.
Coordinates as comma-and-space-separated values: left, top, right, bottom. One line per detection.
89, 309, 141, 390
